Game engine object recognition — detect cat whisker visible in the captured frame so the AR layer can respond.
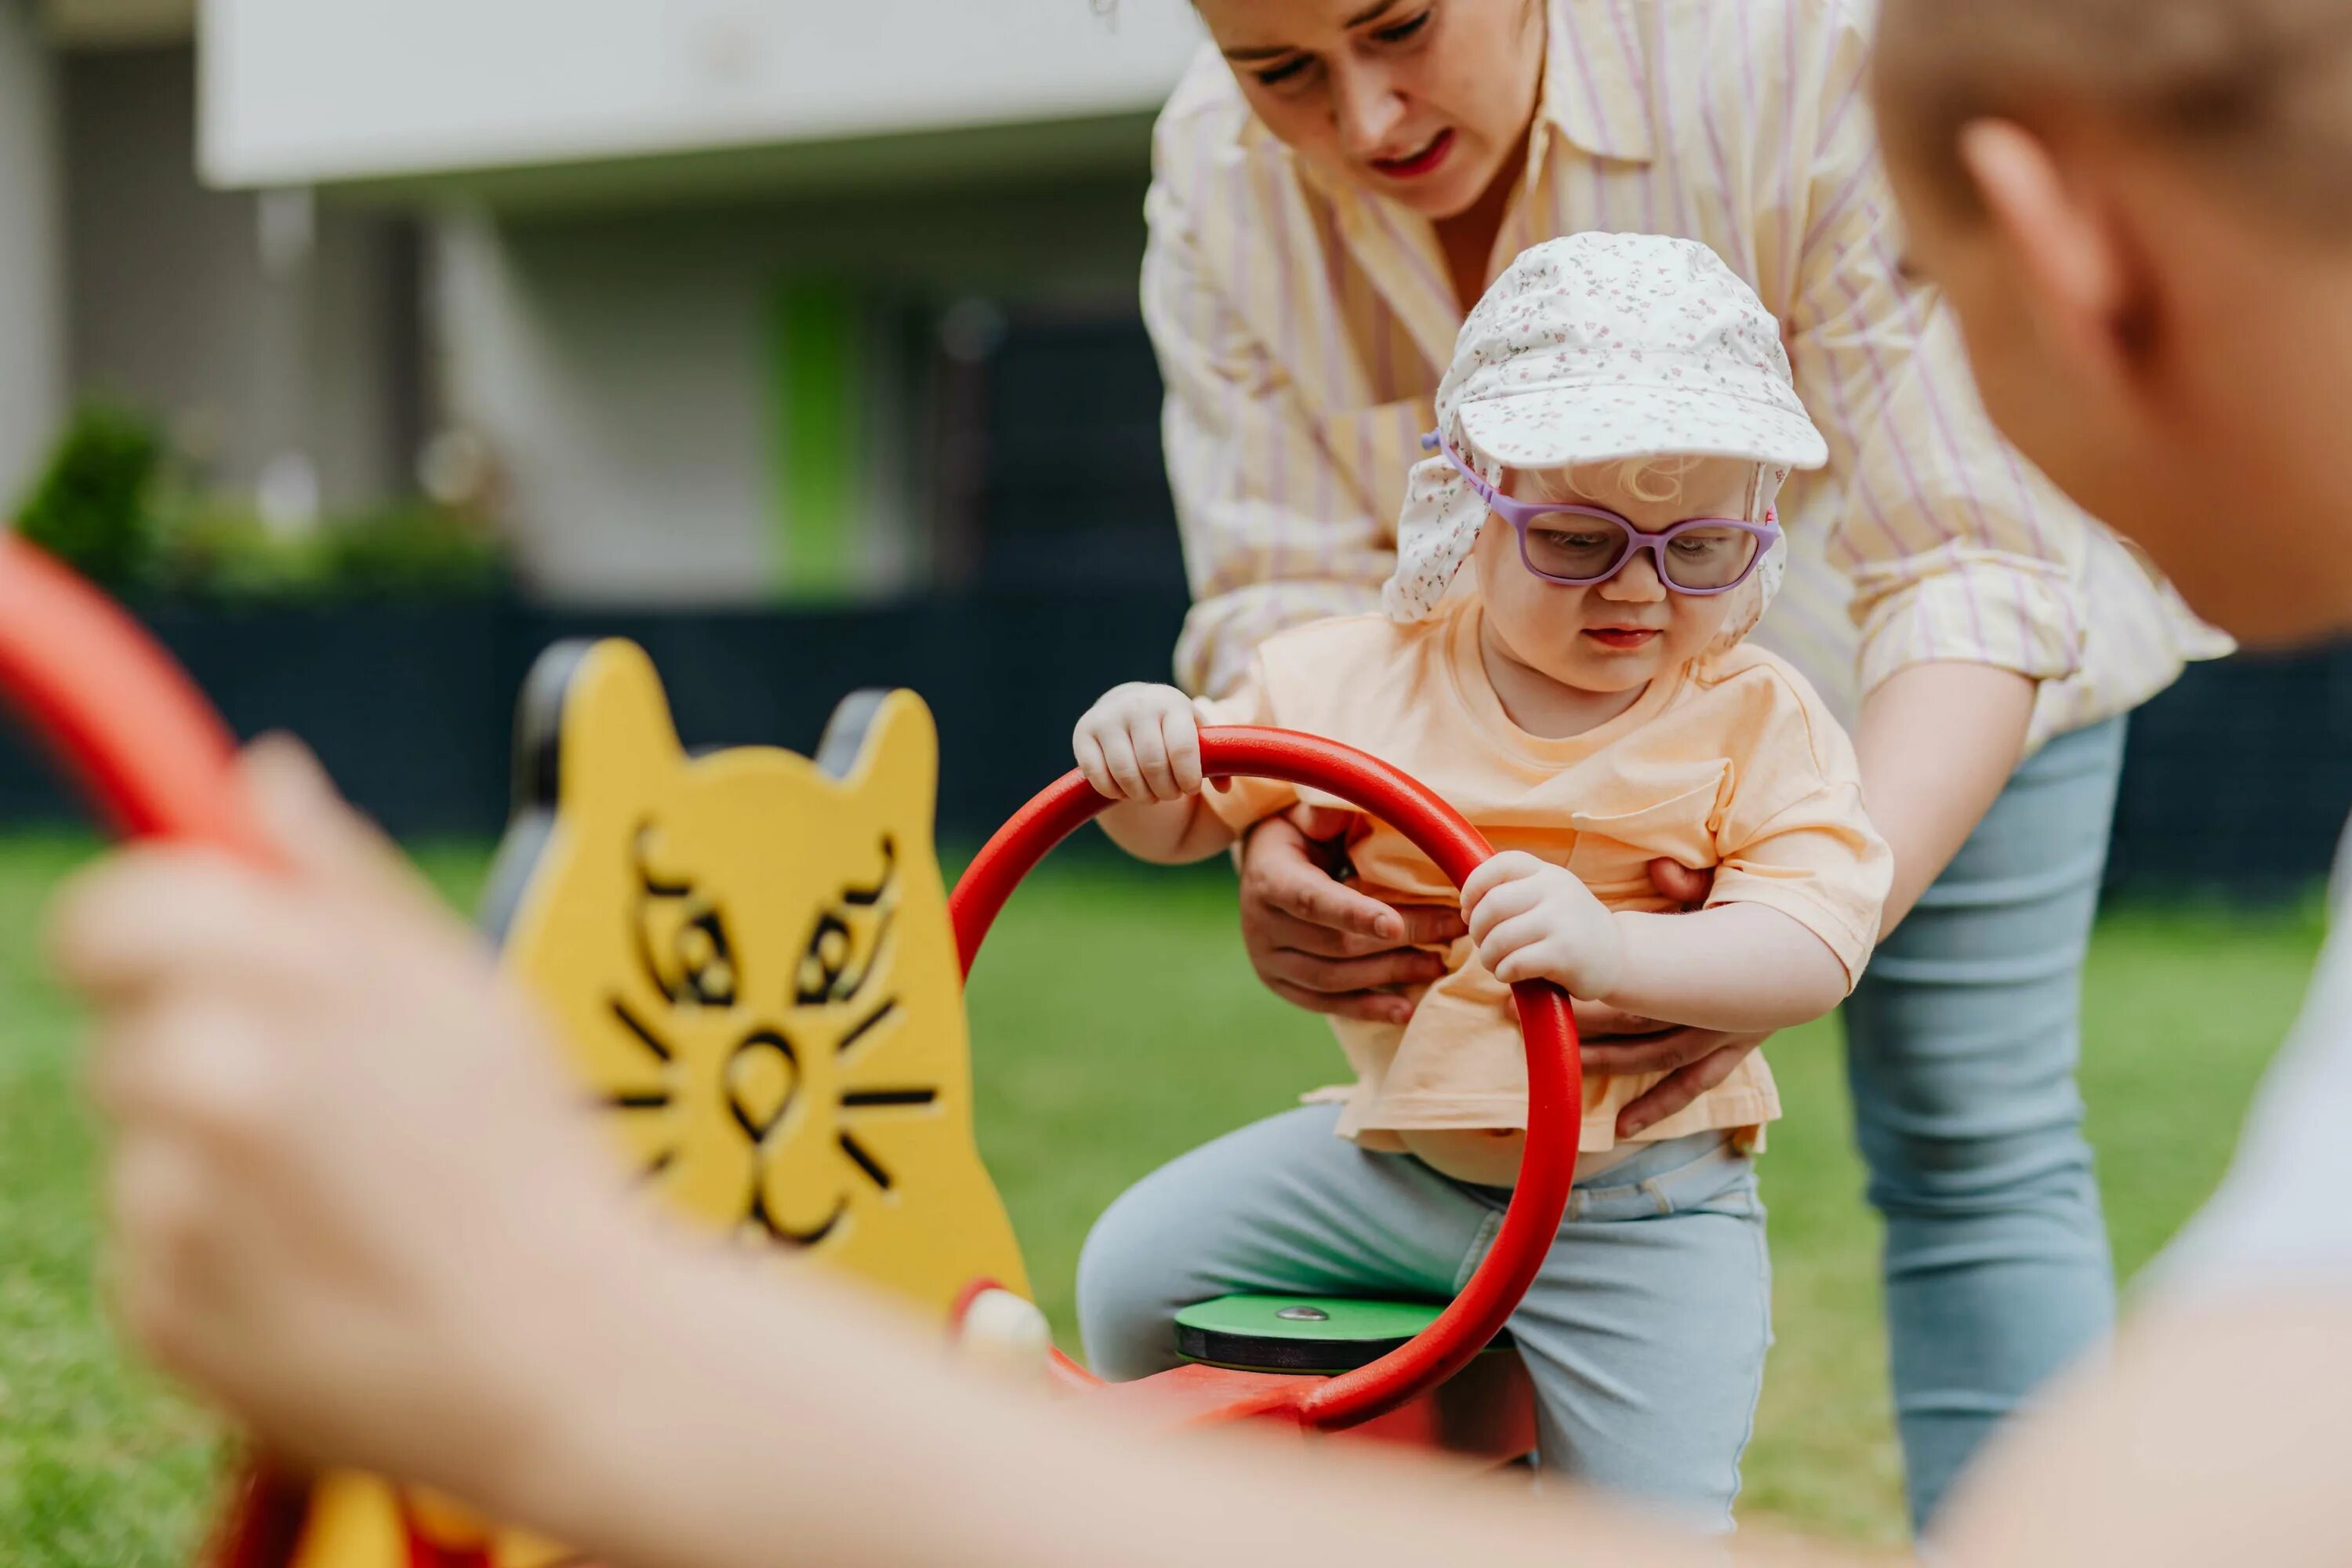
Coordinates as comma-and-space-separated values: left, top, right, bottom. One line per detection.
610, 996, 679, 1064
837, 995, 900, 1057
839, 1131, 895, 1192
840, 1087, 937, 1109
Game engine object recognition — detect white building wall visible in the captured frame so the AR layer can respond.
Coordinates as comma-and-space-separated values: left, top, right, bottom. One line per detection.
0, 0, 64, 499
64, 44, 416, 510
434, 172, 1153, 605
434, 207, 776, 604
201, 0, 1199, 190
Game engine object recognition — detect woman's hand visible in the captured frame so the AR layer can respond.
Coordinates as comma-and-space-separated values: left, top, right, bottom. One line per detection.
1073, 683, 1207, 803
48, 738, 619, 1503
1236, 809, 1465, 1025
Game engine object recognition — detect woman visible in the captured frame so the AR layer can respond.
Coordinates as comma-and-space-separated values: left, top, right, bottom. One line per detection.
53, 0, 2352, 1563
1098, 0, 2221, 1529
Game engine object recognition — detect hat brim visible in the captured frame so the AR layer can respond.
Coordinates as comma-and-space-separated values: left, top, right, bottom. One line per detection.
1457, 381, 1830, 474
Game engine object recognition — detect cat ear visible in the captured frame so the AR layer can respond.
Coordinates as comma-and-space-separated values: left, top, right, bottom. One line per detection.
485, 640, 688, 943
514, 639, 686, 813
814, 688, 939, 817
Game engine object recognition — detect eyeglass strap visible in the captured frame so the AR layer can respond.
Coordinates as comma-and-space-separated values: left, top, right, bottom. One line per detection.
1421, 429, 1504, 510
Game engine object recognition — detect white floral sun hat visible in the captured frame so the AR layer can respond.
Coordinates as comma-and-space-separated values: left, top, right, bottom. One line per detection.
1382, 234, 1829, 643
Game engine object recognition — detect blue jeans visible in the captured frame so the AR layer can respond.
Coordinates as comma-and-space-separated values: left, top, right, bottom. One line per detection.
1077, 1116, 1770, 1532
1845, 716, 2126, 1530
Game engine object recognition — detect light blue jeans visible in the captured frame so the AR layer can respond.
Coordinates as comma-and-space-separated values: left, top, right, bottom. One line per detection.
1077, 1115, 1770, 1531
1846, 715, 2127, 1530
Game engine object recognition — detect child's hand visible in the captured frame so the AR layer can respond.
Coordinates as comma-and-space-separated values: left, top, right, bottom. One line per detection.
1073, 684, 1205, 804
1462, 851, 1626, 1001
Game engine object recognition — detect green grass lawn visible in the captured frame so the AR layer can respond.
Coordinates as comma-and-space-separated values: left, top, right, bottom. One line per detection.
0, 834, 2322, 1561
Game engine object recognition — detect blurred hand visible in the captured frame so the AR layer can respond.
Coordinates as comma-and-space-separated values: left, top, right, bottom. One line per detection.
49, 738, 622, 1501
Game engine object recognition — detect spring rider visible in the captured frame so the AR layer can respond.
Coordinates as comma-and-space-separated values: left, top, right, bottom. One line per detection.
0, 537, 1581, 1567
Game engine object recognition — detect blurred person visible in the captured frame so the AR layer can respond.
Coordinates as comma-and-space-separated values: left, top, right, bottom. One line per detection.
1072, 234, 1889, 1525
50, 0, 2352, 1564
1139, 0, 2223, 1523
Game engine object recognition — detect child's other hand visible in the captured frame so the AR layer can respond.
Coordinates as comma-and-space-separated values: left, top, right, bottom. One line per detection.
1073, 684, 1205, 804
1461, 851, 1626, 1001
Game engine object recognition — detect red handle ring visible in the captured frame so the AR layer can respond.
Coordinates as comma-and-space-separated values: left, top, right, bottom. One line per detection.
950, 726, 1581, 1430
0, 535, 270, 858
0, 537, 302, 1565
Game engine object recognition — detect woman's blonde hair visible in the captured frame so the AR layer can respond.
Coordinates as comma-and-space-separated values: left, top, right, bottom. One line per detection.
1876, 0, 2352, 234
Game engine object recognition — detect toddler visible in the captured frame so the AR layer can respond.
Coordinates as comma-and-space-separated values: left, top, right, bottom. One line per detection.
1073, 234, 1891, 1527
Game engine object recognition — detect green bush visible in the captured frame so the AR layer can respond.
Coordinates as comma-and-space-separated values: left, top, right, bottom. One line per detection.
152, 505, 330, 601
13, 401, 164, 589
316, 503, 506, 600
154, 503, 506, 604
13, 401, 508, 602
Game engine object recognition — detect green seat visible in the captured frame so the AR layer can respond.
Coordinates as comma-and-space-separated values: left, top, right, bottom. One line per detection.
1174, 1294, 1517, 1375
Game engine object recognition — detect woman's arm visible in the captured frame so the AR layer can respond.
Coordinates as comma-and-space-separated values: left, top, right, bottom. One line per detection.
519, 1210, 1890, 1568
1781, 14, 2097, 927
1856, 662, 2035, 930
1142, 144, 1400, 700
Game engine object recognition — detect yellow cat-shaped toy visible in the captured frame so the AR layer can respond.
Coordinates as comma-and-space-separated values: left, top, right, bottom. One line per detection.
261, 640, 1027, 1568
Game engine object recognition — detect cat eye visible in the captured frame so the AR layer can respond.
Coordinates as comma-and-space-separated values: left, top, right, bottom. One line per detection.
633, 826, 740, 1008
794, 837, 901, 1007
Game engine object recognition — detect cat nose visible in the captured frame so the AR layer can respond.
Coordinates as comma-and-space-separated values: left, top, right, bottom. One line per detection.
726, 1029, 800, 1140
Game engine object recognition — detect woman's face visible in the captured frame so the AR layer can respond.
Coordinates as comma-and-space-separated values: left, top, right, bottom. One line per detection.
1192, 0, 1547, 221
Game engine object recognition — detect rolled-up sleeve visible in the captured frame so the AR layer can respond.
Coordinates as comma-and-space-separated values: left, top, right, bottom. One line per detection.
1783, 15, 2092, 700
1143, 157, 1395, 699
1704, 666, 1894, 988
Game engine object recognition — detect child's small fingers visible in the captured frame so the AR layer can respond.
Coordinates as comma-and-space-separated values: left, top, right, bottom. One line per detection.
1465, 876, 1545, 944
1460, 860, 1507, 906
1461, 851, 1541, 905
1494, 949, 1548, 987
1479, 910, 1555, 967
1163, 713, 1204, 796
1130, 724, 1177, 802
1101, 734, 1149, 801
1492, 936, 1570, 988
1074, 736, 1116, 800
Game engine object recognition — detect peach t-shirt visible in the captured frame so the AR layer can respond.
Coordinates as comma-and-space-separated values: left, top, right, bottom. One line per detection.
1199, 600, 1892, 1156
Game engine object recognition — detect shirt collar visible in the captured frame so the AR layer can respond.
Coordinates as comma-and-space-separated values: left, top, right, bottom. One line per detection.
1538, 0, 1657, 166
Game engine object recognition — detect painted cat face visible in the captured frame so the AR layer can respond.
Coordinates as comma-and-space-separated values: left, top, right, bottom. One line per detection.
263, 643, 1026, 1568
486, 644, 1026, 1310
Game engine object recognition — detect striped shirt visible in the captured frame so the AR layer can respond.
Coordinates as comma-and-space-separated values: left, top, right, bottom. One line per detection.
1143, 0, 2229, 748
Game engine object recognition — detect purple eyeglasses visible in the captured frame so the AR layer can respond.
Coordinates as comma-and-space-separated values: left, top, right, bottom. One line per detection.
1422, 431, 1781, 595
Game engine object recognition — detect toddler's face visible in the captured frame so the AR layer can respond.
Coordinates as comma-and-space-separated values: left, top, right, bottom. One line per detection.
1471, 456, 1759, 695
